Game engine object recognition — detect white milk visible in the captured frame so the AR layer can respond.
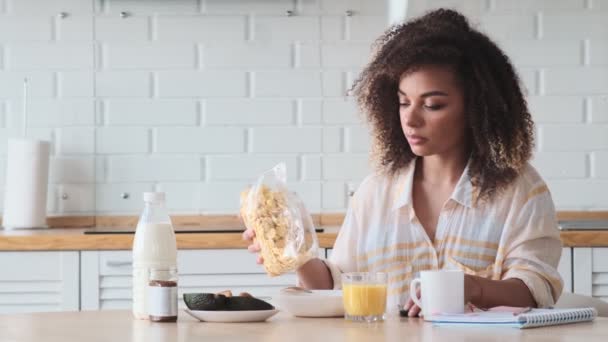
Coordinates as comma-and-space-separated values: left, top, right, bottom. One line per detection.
132, 193, 177, 319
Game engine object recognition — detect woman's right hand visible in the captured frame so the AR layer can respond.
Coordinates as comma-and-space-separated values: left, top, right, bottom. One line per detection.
242, 227, 264, 265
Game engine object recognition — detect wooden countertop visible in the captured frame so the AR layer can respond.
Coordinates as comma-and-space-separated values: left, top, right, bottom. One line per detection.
0, 227, 340, 251
0, 310, 605, 342
1, 227, 608, 251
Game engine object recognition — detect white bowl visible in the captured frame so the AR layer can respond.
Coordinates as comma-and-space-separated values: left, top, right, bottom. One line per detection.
275, 290, 344, 317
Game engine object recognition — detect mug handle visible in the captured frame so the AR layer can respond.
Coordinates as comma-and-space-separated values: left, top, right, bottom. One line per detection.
409, 278, 423, 308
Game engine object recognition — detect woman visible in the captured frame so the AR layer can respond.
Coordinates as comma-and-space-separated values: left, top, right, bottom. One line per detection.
244, 9, 563, 316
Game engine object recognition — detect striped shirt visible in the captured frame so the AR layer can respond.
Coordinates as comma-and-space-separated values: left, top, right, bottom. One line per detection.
325, 159, 563, 310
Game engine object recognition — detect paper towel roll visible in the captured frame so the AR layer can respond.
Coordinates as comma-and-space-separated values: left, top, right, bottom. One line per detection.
2, 138, 50, 229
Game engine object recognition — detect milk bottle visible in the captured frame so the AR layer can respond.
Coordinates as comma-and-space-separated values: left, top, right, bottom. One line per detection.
132, 192, 177, 319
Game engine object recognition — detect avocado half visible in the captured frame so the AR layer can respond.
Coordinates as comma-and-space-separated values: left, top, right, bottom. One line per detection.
183, 293, 274, 311
183, 293, 227, 311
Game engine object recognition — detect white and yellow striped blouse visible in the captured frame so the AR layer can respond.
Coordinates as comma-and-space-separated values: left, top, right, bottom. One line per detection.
325, 159, 563, 310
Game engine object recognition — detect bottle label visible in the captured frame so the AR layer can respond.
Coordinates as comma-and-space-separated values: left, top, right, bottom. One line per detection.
147, 285, 178, 317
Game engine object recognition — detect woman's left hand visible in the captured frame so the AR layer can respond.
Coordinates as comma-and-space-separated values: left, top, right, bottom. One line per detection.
464, 274, 483, 307
402, 287, 422, 317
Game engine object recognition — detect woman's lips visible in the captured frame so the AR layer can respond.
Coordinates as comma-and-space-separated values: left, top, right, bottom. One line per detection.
406, 135, 428, 145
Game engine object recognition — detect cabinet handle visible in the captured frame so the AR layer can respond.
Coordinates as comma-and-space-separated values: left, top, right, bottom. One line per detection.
106, 261, 132, 267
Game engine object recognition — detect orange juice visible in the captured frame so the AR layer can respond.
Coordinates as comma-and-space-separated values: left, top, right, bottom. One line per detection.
342, 283, 388, 316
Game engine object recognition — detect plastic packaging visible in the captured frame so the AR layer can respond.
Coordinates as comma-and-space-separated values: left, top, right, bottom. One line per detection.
240, 163, 319, 276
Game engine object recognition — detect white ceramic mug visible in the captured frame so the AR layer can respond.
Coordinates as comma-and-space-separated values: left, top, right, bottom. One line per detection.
409, 270, 464, 320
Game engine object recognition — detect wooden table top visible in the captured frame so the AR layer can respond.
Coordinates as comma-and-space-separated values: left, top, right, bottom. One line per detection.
0, 310, 605, 342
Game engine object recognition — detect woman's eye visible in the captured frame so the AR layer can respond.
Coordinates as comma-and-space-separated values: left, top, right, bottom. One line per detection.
399, 102, 410, 107
424, 104, 444, 110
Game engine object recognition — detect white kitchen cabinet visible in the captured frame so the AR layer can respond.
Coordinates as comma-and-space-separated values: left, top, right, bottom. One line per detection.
573, 248, 608, 302
572, 247, 608, 301
558, 247, 573, 293
0, 251, 79, 314
81, 250, 298, 310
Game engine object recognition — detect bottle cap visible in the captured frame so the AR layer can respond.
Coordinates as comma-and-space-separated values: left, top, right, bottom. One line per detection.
143, 192, 165, 203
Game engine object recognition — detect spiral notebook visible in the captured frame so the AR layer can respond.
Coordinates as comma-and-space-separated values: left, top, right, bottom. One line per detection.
430, 307, 597, 329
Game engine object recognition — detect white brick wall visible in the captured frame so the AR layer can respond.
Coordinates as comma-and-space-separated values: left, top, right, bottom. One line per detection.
531, 152, 587, 178
58, 127, 95, 155
493, 0, 586, 11
204, 43, 292, 68
322, 182, 347, 210
107, 156, 202, 182
250, 127, 322, 153
590, 96, 608, 123
156, 182, 200, 212
593, 152, 608, 178
544, 68, 608, 94
499, 40, 581, 66
103, 43, 196, 69
302, 155, 322, 180
344, 126, 370, 153
205, 99, 294, 125
105, 100, 198, 126
96, 183, 154, 212
0, 16, 53, 41
543, 14, 608, 39
528, 96, 584, 123
206, 155, 298, 181
8, 43, 93, 69
323, 154, 370, 180
55, 184, 95, 213
542, 125, 608, 151
254, 71, 323, 97
9, 0, 92, 15
156, 71, 247, 97
479, 14, 536, 40
155, 16, 246, 41
95, 17, 149, 42
0, 0, 605, 216
96, 127, 149, 154
254, 17, 320, 41
590, 40, 608, 66
155, 127, 244, 153
49, 157, 95, 183
58, 72, 94, 97
0, 72, 54, 97
57, 15, 94, 42
199, 181, 248, 212
321, 43, 373, 67
96, 71, 151, 97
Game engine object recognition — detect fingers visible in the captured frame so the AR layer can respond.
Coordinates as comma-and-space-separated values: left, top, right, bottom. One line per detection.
247, 241, 261, 253
243, 229, 263, 265
403, 288, 422, 318
408, 304, 421, 317
242, 228, 256, 241
403, 298, 414, 311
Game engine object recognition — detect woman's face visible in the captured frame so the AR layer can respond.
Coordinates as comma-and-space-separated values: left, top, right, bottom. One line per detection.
397, 65, 467, 158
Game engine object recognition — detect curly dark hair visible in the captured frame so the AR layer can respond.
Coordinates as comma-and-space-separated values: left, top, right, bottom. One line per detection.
351, 8, 534, 203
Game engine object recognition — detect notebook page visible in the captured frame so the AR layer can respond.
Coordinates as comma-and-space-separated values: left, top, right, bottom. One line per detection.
431, 307, 597, 327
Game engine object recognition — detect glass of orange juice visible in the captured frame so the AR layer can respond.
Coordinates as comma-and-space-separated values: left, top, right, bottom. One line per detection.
342, 272, 388, 322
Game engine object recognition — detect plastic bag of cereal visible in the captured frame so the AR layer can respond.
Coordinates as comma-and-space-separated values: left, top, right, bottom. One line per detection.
239, 163, 319, 277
